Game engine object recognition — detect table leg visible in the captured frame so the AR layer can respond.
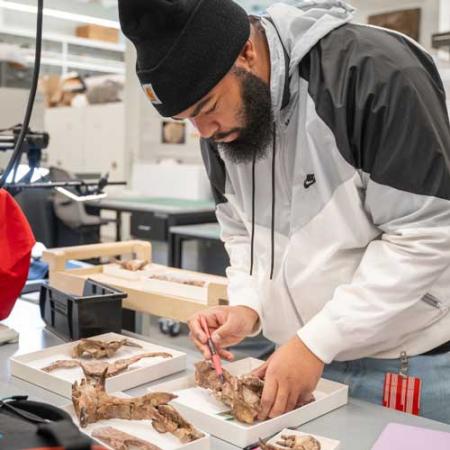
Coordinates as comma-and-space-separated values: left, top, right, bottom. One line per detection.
168, 232, 176, 267
116, 210, 122, 242
174, 236, 183, 268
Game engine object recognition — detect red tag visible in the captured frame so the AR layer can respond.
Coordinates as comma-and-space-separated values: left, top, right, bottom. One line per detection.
383, 372, 421, 415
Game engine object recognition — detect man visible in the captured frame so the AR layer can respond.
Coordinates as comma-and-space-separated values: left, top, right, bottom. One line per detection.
119, 0, 450, 423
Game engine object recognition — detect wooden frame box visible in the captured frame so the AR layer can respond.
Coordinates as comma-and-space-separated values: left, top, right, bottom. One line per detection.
42, 241, 228, 323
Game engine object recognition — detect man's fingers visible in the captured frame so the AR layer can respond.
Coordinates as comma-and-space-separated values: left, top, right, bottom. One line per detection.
251, 361, 269, 379
286, 390, 300, 414
258, 377, 278, 421
217, 347, 234, 361
188, 316, 208, 344
189, 328, 234, 361
189, 331, 211, 359
268, 384, 289, 419
297, 391, 315, 408
211, 317, 240, 345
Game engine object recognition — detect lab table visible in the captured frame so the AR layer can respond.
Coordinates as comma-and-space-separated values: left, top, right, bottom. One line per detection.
168, 222, 223, 268
87, 196, 217, 244
2, 300, 449, 450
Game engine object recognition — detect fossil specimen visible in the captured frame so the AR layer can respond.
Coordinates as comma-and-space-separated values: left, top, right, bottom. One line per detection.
92, 426, 162, 450
152, 404, 205, 443
72, 370, 204, 443
195, 360, 264, 424
112, 258, 149, 271
195, 361, 315, 424
41, 360, 80, 372
148, 273, 205, 287
42, 352, 172, 377
72, 338, 142, 359
259, 435, 321, 450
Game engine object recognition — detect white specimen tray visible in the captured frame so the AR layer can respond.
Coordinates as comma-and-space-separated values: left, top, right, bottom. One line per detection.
264, 428, 340, 450
63, 393, 210, 450
11, 332, 186, 399
149, 358, 348, 448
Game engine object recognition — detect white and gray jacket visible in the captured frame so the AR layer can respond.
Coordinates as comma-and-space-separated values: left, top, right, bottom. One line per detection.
200, 1, 450, 363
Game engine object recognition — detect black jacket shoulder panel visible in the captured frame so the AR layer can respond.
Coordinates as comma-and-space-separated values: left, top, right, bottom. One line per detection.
299, 23, 450, 200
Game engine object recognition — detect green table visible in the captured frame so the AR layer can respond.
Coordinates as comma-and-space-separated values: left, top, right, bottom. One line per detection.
169, 223, 222, 267
87, 196, 216, 242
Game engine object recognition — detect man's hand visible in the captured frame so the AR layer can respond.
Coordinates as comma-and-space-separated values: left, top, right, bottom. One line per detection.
188, 305, 259, 361
252, 336, 324, 420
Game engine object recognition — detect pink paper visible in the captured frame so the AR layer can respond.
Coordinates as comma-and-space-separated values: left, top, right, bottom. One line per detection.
371, 423, 450, 450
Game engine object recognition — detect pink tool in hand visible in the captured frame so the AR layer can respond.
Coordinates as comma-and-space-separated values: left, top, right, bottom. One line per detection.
200, 315, 224, 383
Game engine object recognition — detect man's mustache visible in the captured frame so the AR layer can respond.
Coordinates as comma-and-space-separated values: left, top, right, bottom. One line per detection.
212, 127, 242, 142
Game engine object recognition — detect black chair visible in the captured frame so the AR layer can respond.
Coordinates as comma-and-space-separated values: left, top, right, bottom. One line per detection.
15, 188, 57, 248
49, 166, 116, 246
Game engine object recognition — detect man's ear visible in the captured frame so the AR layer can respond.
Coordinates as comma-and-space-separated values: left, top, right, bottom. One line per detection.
235, 39, 257, 71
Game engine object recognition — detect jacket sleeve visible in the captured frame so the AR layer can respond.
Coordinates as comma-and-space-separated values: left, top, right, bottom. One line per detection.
298, 48, 450, 363
200, 139, 263, 328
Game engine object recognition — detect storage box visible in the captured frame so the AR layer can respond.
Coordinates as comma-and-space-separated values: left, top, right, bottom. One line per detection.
63, 392, 210, 450
75, 24, 119, 43
11, 332, 186, 398
39, 279, 127, 341
42, 241, 228, 323
263, 428, 340, 450
149, 358, 348, 448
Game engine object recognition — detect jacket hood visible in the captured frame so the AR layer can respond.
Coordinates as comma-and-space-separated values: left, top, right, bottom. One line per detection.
266, 1, 355, 75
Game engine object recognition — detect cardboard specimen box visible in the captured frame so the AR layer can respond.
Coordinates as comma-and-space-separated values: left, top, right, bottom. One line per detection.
75, 24, 119, 43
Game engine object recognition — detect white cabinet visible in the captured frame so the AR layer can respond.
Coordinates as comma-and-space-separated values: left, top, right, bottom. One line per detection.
44, 103, 125, 182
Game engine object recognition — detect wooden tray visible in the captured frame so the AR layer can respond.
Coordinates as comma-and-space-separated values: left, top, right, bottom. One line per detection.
43, 241, 228, 322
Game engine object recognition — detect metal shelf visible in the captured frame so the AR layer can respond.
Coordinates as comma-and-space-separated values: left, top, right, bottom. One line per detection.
0, 26, 125, 52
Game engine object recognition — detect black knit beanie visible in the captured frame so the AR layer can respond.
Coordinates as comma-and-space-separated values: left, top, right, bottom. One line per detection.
118, 0, 250, 117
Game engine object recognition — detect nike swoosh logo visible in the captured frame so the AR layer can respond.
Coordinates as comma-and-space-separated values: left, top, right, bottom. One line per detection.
304, 175, 316, 189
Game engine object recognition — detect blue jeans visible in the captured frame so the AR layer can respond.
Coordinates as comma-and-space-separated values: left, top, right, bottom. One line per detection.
323, 351, 450, 424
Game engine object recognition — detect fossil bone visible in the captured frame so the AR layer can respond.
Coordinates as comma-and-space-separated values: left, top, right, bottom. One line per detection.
42, 352, 172, 377
72, 370, 203, 443
195, 361, 263, 424
195, 361, 315, 424
92, 426, 162, 450
148, 273, 205, 287
152, 404, 205, 443
112, 258, 149, 271
259, 435, 321, 450
41, 360, 80, 372
72, 338, 142, 359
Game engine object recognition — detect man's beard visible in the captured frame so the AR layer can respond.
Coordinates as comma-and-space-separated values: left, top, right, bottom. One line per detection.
217, 68, 273, 164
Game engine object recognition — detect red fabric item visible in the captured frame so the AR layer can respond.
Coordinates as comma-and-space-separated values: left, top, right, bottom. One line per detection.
0, 189, 35, 320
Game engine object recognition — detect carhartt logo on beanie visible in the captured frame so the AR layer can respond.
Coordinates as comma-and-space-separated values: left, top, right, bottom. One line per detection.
118, 0, 250, 117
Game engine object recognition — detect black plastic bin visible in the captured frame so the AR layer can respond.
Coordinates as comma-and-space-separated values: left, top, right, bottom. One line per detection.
39, 279, 127, 341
